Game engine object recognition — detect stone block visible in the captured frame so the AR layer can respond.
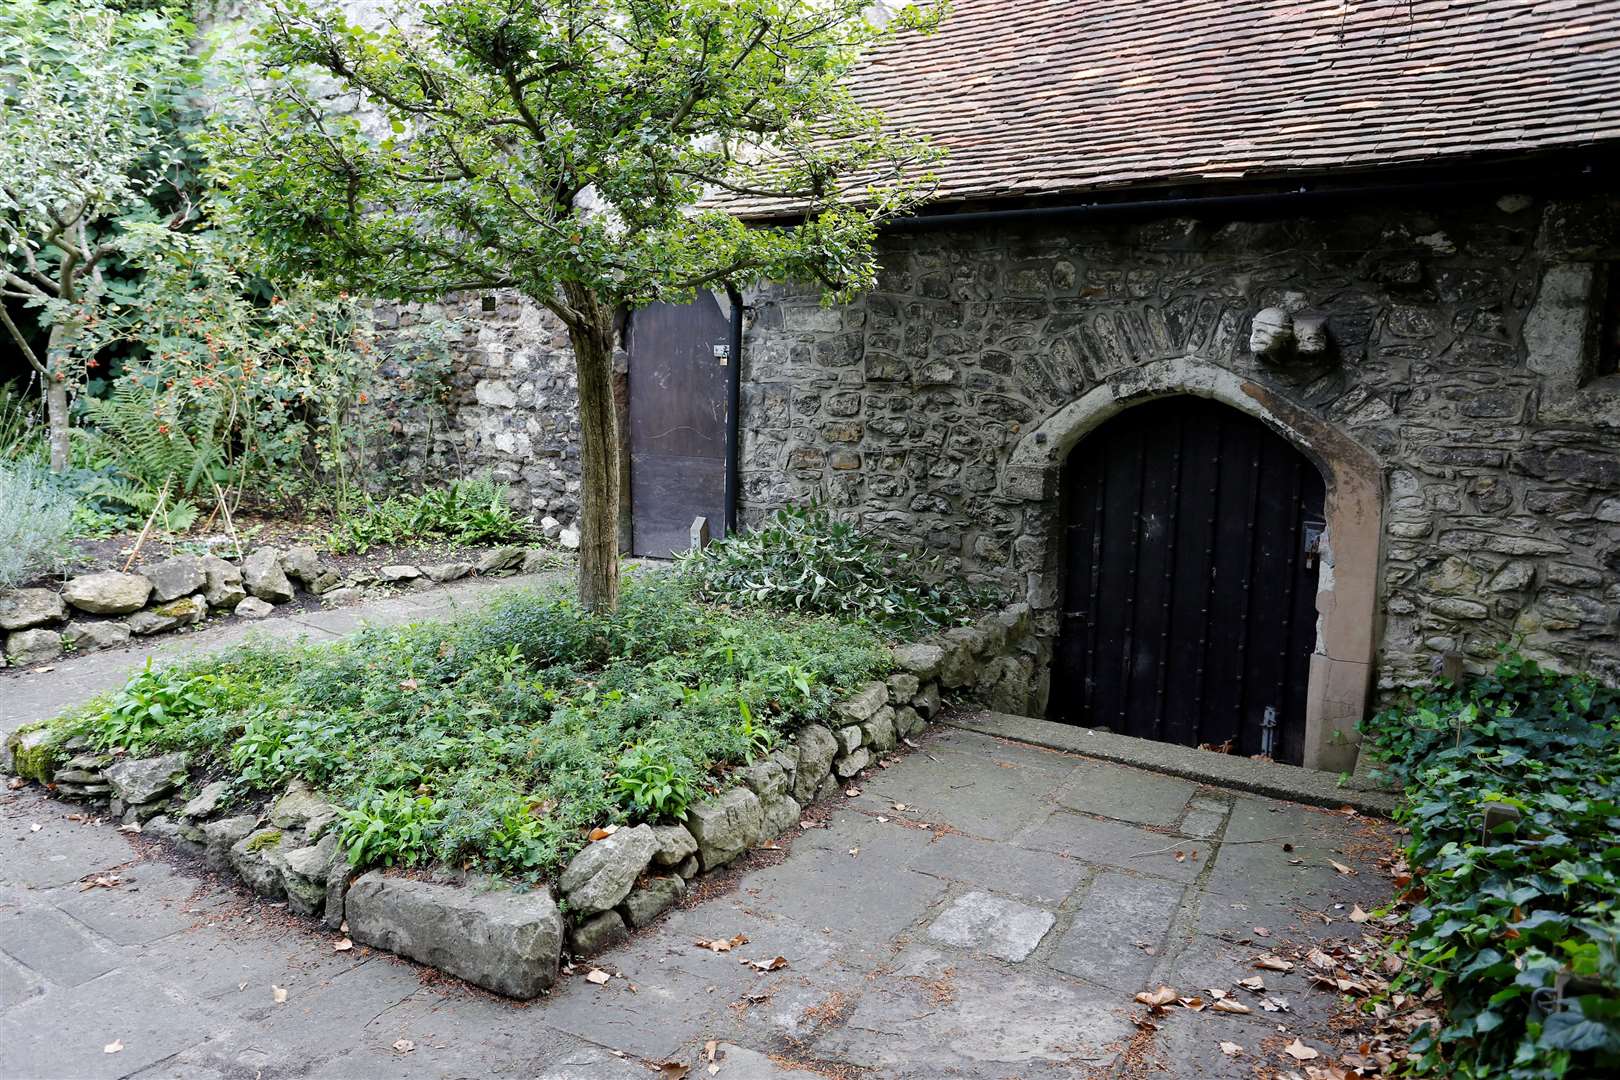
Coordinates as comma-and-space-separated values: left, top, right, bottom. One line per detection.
621, 875, 685, 928
234, 595, 274, 618
761, 794, 802, 837
649, 823, 698, 868
894, 705, 924, 737
144, 556, 206, 603
475, 545, 526, 573
229, 828, 288, 899
201, 814, 258, 871
105, 752, 188, 806
281, 833, 341, 916
861, 706, 897, 752
279, 545, 322, 587
792, 725, 838, 803
569, 910, 629, 956
423, 562, 473, 582
558, 824, 659, 915
347, 873, 563, 997
836, 725, 863, 754
912, 681, 942, 718
270, 778, 339, 838
61, 571, 152, 615
736, 759, 789, 803
378, 564, 423, 582
836, 680, 889, 723
242, 548, 295, 603
0, 588, 66, 631
890, 643, 945, 680
886, 673, 920, 703
686, 787, 764, 870
181, 780, 230, 820
834, 748, 871, 779
4, 628, 61, 666
199, 555, 246, 608
126, 594, 207, 635
62, 620, 131, 652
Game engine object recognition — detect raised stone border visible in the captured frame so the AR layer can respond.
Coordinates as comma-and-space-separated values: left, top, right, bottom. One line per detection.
0, 542, 563, 670
2, 601, 1037, 999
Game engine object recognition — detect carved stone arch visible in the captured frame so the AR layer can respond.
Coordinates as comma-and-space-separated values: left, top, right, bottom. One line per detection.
1007, 354, 1383, 773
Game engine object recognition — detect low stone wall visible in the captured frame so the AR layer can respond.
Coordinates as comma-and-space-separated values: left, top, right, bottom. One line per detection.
0, 543, 558, 670
2, 601, 1038, 999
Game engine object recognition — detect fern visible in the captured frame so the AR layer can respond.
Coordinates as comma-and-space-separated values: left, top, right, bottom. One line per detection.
83, 380, 229, 503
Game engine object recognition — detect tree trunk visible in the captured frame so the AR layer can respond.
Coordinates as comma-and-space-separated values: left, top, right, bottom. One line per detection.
562, 283, 622, 612
44, 321, 78, 474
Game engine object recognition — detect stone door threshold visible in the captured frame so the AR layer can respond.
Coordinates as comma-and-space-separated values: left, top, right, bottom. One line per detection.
945, 710, 1400, 816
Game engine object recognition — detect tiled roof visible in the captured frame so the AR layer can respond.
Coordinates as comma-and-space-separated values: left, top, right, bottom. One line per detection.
731, 0, 1620, 216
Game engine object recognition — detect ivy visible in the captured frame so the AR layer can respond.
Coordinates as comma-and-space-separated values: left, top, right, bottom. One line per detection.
1361, 654, 1620, 1077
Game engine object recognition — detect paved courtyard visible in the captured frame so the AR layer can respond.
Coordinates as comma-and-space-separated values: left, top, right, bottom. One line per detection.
2, 724, 1396, 1080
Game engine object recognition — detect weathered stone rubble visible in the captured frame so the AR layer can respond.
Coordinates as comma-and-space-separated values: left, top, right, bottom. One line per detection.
0, 541, 557, 667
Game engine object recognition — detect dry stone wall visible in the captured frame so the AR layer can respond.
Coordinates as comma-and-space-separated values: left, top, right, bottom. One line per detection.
734, 190, 1620, 691
366, 292, 586, 521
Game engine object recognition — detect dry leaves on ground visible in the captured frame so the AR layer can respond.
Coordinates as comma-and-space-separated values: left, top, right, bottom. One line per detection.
271, 985, 288, 1004
1285, 1038, 1322, 1061
392, 1039, 415, 1054
1219, 1040, 1244, 1056
332, 938, 354, 952
585, 969, 611, 985
694, 933, 749, 953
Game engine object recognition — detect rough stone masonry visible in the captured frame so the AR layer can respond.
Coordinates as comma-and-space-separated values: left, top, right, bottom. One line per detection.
371, 189, 1620, 708
733, 190, 1620, 693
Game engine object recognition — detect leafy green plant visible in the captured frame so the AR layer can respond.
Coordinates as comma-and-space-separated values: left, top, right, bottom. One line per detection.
329, 473, 533, 554
614, 743, 699, 822
1362, 653, 1620, 1077
79, 660, 212, 753
338, 791, 443, 869
679, 505, 997, 636
45, 574, 888, 881
0, 460, 80, 589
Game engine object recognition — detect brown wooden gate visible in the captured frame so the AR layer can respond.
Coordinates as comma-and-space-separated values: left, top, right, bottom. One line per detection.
1050, 396, 1325, 765
627, 293, 733, 558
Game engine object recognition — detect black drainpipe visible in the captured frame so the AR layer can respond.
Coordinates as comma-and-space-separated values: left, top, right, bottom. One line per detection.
723, 284, 744, 536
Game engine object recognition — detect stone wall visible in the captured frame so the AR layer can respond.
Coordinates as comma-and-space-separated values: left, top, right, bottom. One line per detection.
734, 190, 1620, 694
367, 292, 585, 520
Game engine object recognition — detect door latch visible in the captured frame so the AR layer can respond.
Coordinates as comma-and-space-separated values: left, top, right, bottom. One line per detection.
712, 343, 730, 366
1301, 520, 1326, 569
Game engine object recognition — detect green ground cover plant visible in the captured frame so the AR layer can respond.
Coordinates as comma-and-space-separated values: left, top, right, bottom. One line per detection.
679, 505, 998, 636
327, 474, 534, 554
47, 574, 887, 881
1362, 655, 1620, 1077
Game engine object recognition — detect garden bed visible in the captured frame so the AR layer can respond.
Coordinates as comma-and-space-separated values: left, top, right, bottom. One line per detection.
3, 571, 1039, 996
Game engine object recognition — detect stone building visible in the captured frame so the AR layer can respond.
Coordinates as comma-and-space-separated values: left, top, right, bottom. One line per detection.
414, 0, 1620, 772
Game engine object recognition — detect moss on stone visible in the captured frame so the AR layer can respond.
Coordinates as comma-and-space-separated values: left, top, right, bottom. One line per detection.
6, 722, 65, 785
245, 829, 283, 852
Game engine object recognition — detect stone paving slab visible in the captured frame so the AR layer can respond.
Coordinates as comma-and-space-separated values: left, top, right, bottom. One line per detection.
1, 718, 1398, 1079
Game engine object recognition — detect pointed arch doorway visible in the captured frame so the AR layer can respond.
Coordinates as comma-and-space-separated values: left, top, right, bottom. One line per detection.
1051, 395, 1326, 765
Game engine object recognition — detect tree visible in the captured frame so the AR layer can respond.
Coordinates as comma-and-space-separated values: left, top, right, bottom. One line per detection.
211, 0, 943, 611
0, 0, 196, 472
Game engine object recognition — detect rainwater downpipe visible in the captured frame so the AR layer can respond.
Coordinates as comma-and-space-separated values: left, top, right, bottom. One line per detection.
723, 284, 743, 536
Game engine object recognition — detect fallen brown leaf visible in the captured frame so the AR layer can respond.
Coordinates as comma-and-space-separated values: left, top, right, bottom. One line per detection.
333, 938, 354, 952
658, 1063, 690, 1079
1219, 1041, 1244, 1056
844, 786, 861, 797
1254, 955, 1295, 972
748, 955, 789, 972
587, 824, 620, 842
392, 1039, 415, 1053
1135, 985, 1179, 1007
1330, 859, 1356, 876
585, 969, 611, 985
1212, 998, 1252, 1014
1349, 904, 1371, 923
1238, 975, 1266, 991
1285, 1039, 1321, 1061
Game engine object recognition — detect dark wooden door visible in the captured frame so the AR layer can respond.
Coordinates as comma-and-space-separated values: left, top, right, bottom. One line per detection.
627, 293, 732, 558
1051, 396, 1324, 765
